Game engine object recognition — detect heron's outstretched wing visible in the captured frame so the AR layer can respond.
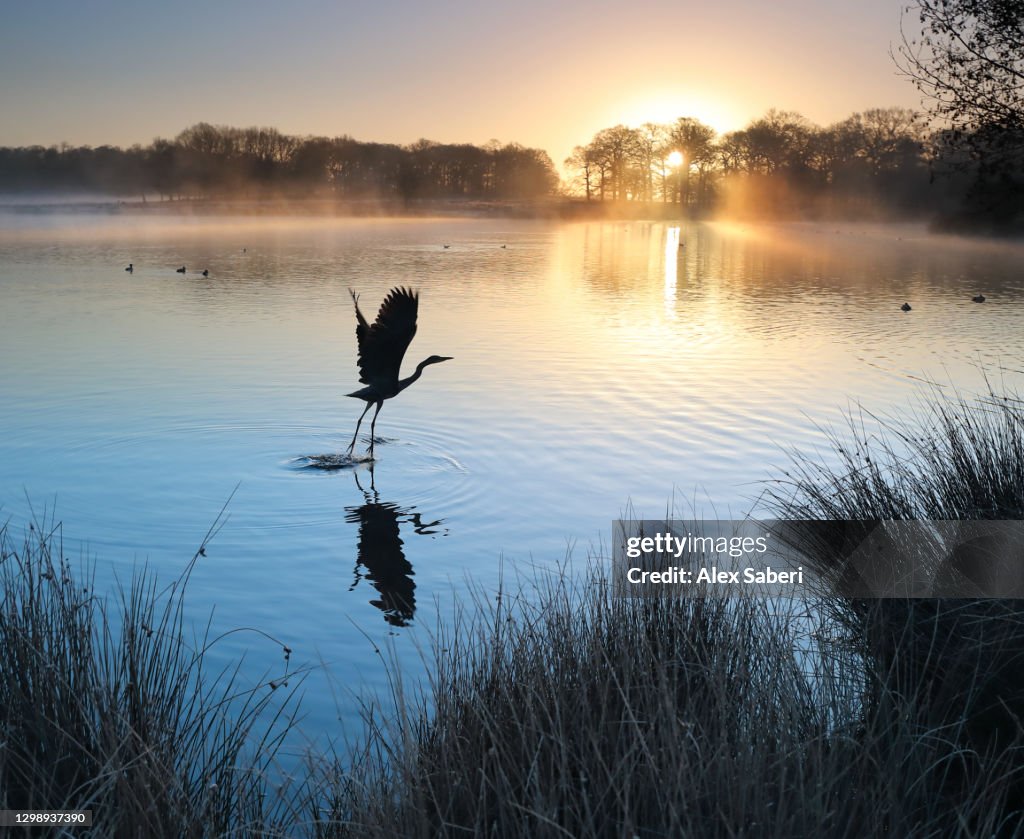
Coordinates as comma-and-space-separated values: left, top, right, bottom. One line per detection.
350, 286, 419, 386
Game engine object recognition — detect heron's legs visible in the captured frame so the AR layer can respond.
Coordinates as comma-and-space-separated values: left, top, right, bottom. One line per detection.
348, 401, 373, 455
354, 461, 377, 495
368, 401, 383, 459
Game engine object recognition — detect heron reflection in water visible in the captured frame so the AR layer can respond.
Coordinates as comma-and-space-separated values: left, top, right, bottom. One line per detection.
346, 466, 445, 627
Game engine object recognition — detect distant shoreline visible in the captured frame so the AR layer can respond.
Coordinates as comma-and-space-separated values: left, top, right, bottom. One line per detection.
0, 194, 1020, 235
0, 194, 697, 221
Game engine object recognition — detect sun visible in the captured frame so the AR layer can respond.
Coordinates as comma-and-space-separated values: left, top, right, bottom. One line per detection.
666, 150, 684, 167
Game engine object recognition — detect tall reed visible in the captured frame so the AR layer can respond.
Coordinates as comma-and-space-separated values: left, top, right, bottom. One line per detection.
0, 511, 302, 837
319, 561, 1022, 837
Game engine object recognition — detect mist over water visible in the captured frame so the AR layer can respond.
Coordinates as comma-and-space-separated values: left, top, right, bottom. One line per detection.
1, 212, 1023, 742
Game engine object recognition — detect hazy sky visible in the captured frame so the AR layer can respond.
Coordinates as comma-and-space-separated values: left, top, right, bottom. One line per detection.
1, 0, 922, 168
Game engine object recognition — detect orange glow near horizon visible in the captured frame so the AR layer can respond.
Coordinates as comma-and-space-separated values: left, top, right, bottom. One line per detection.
1, 0, 927, 189
611, 91, 746, 137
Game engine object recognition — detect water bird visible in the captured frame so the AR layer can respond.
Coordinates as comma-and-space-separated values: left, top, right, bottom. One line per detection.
346, 287, 452, 460
202, 269, 209, 277
442, 244, 450, 249
901, 302, 912, 312
501, 244, 507, 249
972, 294, 986, 303
176, 266, 186, 274
125, 263, 133, 273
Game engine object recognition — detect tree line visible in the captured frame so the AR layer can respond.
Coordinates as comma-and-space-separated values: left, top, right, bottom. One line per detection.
2, 0, 1018, 229
563, 0, 1022, 228
0, 123, 559, 203
565, 105, 1021, 226
564, 107, 965, 218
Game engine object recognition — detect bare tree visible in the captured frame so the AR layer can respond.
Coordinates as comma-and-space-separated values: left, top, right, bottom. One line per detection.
589, 126, 642, 201
633, 123, 667, 202
895, 0, 1023, 166
666, 118, 716, 206
832, 108, 925, 177
564, 145, 597, 200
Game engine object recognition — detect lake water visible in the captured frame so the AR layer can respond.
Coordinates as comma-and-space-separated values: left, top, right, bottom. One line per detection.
2, 210, 1023, 750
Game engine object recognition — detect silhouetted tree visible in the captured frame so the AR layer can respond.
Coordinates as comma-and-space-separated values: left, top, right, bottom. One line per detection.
289, 136, 334, 194
564, 145, 597, 201
145, 139, 179, 199
896, 0, 1022, 154
665, 117, 716, 207
490, 143, 558, 199
853, 108, 925, 176
895, 0, 1023, 223
632, 123, 666, 202
589, 126, 642, 201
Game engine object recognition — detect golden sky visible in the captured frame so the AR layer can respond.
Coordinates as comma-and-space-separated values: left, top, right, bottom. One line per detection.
0, 0, 921, 169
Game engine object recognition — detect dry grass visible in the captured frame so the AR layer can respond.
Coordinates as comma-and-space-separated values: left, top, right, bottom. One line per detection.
317, 562, 1023, 837
0, 509, 303, 837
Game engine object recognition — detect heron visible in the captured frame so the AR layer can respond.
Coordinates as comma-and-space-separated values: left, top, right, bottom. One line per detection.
346, 287, 452, 459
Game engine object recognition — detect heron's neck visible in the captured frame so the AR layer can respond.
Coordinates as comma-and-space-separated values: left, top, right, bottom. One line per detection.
396, 359, 431, 394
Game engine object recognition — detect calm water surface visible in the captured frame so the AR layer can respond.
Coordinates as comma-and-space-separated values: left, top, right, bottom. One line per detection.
2, 211, 1023, 746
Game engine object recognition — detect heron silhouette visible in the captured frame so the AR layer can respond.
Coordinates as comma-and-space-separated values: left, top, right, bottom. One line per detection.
346, 466, 444, 627
346, 287, 452, 459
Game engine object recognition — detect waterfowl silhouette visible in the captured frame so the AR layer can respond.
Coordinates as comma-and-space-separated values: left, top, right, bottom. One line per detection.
176, 266, 186, 274
972, 294, 986, 303
346, 287, 452, 459
125, 263, 133, 273
202, 269, 209, 277
901, 302, 912, 312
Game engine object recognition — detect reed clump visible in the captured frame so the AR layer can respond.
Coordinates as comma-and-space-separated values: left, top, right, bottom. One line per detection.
764, 387, 1024, 827
319, 568, 1021, 837
768, 388, 1024, 522
0, 515, 301, 837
